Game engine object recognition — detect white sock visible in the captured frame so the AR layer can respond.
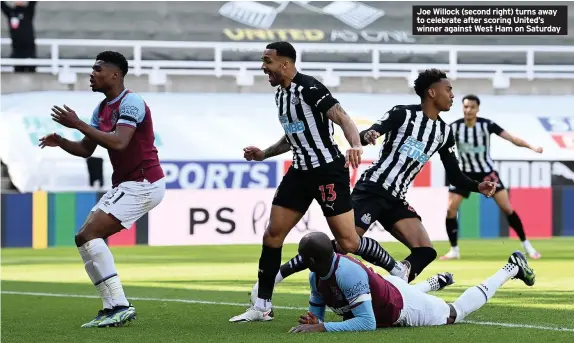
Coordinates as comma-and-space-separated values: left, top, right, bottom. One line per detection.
452, 263, 518, 323
522, 240, 535, 254
255, 297, 272, 311
274, 271, 284, 285
79, 244, 113, 309
413, 275, 440, 293
390, 262, 406, 277
83, 238, 129, 307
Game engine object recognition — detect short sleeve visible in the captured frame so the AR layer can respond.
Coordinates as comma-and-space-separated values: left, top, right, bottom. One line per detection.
335, 259, 372, 307
89, 103, 101, 129
117, 93, 146, 128
301, 82, 339, 114
369, 107, 408, 135
487, 120, 504, 135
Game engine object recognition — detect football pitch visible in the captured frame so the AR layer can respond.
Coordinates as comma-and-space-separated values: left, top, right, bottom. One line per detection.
2, 238, 573, 343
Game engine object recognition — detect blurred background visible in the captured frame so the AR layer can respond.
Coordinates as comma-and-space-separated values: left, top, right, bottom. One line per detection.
1, 1, 573, 248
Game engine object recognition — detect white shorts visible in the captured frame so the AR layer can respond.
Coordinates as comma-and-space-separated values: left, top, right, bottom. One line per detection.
92, 178, 166, 228
384, 275, 451, 327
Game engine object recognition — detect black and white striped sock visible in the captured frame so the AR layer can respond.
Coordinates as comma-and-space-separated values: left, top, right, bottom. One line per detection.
356, 236, 397, 273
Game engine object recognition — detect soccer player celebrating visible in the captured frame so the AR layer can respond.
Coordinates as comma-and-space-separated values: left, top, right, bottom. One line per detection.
288, 232, 535, 333
230, 41, 410, 323
39, 51, 165, 328
440, 94, 542, 260
268, 69, 497, 299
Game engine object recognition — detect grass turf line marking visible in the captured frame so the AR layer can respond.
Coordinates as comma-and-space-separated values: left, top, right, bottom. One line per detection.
2, 290, 573, 333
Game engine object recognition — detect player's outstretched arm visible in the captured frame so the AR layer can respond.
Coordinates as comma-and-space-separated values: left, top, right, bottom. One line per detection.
439, 132, 496, 197
38, 133, 97, 158
326, 103, 361, 149
498, 131, 543, 153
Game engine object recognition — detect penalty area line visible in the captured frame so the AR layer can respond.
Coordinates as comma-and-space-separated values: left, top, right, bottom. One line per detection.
2, 290, 573, 333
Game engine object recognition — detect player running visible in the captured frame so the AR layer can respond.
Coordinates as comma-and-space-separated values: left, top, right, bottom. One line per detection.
260, 69, 497, 304
441, 94, 542, 260
230, 41, 412, 323
39, 51, 165, 328
288, 232, 535, 333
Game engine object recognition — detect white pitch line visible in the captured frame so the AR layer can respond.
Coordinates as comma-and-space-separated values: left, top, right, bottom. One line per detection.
2, 291, 574, 333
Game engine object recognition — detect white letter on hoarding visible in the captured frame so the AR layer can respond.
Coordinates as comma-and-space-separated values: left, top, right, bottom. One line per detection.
205, 163, 229, 189
179, 163, 205, 189
530, 162, 551, 188
249, 164, 270, 188
228, 163, 250, 188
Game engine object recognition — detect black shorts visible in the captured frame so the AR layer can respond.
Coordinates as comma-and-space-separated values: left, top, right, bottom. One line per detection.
352, 182, 421, 232
448, 170, 506, 198
272, 157, 352, 217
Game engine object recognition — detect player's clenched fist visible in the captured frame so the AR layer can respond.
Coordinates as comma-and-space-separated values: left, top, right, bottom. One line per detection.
478, 181, 497, 198
345, 146, 363, 169
38, 133, 64, 149
243, 146, 265, 161
363, 129, 380, 145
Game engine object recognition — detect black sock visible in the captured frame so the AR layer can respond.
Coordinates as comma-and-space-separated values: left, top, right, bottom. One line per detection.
257, 244, 282, 301
445, 217, 459, 247
404, 247, 437, 282
355, 236, 397, 273
279, 254, 308, 280
507, 211, 526, 241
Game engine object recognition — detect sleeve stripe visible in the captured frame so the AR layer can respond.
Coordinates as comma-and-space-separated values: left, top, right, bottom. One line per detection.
119, 115, 137, 123
348, 293, 372, 306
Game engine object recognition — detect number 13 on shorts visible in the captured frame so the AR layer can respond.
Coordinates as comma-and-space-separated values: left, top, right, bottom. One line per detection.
318, 184, 337, 202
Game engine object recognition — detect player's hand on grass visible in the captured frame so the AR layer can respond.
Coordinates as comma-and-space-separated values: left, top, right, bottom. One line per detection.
363, 129, 380, 145
51, 105, 81, 129
243, 146, 265, 161
289, 323, 325, 333
298, 311, 319, 325
38, 133, 64, 148
478, 181, 497, 197
345, 146, 363, 169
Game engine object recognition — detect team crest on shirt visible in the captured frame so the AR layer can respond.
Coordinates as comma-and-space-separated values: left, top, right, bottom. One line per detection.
110, 108, 119, 125
435, 133, 444, 143
291, 96, 300, 105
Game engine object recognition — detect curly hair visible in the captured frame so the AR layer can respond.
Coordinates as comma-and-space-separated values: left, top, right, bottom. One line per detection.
96, 51, 129, 76
413, 68, 448, 98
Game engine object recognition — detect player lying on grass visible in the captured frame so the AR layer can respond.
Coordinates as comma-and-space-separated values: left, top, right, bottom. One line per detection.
288, 232, 535, 333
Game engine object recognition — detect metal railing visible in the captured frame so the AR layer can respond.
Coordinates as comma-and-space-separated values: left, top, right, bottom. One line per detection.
2, 38, 574, 81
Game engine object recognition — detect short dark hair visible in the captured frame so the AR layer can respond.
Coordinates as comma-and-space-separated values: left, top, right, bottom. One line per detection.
413, 68, 448, 98
266, 41, 297, 62
462, 94, 480, 106
96, 51, 128, 76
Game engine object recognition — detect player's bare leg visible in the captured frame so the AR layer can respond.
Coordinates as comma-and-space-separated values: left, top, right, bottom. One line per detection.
230, 205, 303, 322
493, 190, 541, 259
76, 210, 135, 328
390, 218, 437, 282
441, 192, 464, 260
450, 251, 535, 323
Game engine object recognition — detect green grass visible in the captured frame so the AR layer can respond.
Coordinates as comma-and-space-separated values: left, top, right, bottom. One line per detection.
2, 238, 574, 343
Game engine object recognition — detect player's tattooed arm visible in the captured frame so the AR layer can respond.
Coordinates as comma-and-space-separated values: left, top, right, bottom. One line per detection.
263, 135, 291, 159
326, 104, 362, 148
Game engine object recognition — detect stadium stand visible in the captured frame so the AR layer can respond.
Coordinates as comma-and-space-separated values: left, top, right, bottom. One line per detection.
1, 1, 574, 95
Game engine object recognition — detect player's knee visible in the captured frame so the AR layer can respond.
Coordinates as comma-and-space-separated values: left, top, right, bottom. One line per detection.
446, 207, 458, 219
337, 236, 360, 254
262, 226, 287, 247
75, 223, 102, 247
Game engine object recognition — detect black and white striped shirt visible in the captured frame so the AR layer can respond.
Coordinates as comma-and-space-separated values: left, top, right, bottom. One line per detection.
450, 118, 504, 173
357, 104, 456, 200
275, 73, 343, 170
